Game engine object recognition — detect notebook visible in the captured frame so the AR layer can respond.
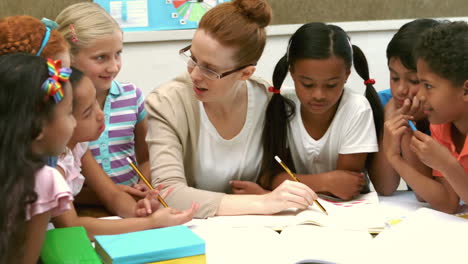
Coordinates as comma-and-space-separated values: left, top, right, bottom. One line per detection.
40, 226, 101, 264
206, 192, 385, 233
191, 224, 373, 264
94, 225, 205, 264
368, 208, 468, 264
147, 254, 206, 264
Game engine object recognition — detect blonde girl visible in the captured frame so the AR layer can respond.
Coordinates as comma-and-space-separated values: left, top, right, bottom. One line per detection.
56, 3, 150, 191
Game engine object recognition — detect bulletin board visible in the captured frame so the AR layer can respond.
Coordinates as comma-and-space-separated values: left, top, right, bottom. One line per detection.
93, 0, 231, 31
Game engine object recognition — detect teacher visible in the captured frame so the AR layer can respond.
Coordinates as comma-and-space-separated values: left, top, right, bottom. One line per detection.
146, 0, 317, 218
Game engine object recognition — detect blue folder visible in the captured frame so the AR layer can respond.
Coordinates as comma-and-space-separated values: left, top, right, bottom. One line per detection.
94, 225, 205, 264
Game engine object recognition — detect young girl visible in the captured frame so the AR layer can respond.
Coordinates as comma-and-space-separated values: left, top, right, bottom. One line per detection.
385, 21, 468, 213
369, 19, 441, 195
145, 0, 318, 218
255, 22, 383, 200
0, 15, 70, 66
0, 14, 148, 219
0, 15, 71, 168
56, 3, 150, 191
53, 68, 197, 238
0, 54, 74, 263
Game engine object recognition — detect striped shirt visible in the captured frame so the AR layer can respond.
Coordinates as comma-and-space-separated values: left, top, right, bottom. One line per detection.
89, 81, 146, 185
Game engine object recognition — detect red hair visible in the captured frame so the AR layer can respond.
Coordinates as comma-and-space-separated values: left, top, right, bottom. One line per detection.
0, 15, 68, 58
199, 0, 272, 67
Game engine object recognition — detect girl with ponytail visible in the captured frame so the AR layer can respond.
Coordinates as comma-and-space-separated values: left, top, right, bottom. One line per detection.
258, 22, 383, 200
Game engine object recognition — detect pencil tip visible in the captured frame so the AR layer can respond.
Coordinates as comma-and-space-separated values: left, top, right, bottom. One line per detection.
126, 157, 132, 163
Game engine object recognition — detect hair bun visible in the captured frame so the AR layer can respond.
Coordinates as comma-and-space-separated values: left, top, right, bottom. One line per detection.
233, 0, 272, 28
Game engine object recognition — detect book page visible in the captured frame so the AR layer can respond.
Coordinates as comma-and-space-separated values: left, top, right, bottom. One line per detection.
279, 225, 373, 264
205, 192, 385, 232
367, 208, 468, 264
205, 210, 299, 230
296, 192, 385, 231
191, 225, 282, 264
191, 224, 373, 264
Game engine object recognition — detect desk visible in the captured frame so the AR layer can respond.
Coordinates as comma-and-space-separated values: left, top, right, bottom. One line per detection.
93, 192, 467, 264
185, 191, 432, 264
191, 191, 467, 264
378, 191, 430, 220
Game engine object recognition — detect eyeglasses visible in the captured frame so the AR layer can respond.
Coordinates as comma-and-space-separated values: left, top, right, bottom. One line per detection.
179, 45, 256, 80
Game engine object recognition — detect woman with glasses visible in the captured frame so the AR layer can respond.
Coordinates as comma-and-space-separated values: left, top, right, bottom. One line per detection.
145, 0, 318, 218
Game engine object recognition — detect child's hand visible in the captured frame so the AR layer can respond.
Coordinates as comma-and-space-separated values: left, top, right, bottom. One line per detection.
399, 97, 424, 119
384, 98, 400, 120
150, 202, 199, 228
407, 96, 425, 120
383, 114, 412, 163
230, 180, 269, 195
133, 180, 151, 193
117, 184, 147, 199
386, 97, 424, 121
325, 170, 366, 200
410, 131, 455, 172
134, 185, 173, 217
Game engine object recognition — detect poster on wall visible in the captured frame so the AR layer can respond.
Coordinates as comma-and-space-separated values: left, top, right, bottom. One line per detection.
94, 0, 230, 32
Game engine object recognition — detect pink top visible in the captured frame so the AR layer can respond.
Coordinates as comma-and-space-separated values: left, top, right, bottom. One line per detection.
26, 165, 73, 220
57, 142, 88, 196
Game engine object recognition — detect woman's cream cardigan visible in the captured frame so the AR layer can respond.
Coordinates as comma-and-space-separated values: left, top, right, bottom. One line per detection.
145, 73, 271, 218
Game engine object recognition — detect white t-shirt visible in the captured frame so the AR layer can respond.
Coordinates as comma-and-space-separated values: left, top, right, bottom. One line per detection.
287, 89, 378, 175
195, 80, 268, 193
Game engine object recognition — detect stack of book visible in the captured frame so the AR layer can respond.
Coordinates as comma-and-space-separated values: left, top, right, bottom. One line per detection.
40, 226, 101, 263
94, 225, 205, 264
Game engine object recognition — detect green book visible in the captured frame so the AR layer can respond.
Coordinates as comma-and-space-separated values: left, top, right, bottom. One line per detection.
41, 226, 101, 264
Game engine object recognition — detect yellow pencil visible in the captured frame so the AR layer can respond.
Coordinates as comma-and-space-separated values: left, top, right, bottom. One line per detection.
274, 155, 327, 215
126, 157, 168, 208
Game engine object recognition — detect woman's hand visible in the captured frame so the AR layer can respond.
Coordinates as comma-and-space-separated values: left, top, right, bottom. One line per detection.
259, 180, 317, 214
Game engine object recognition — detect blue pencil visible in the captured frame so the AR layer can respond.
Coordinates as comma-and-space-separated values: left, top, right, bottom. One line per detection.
408, 120, 417, 131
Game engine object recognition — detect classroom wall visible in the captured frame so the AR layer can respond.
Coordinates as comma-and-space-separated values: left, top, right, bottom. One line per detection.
118, 18, 467, 96
268, 0, 468, 24
2, 0, 466, 25
0, 0, 89, 19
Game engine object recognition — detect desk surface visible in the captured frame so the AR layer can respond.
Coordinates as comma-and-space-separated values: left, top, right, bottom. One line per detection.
92, 191, 467, 264
189, 192, 467, 264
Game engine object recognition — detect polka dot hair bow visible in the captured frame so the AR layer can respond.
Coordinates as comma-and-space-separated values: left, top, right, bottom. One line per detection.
42, 59, 72, 103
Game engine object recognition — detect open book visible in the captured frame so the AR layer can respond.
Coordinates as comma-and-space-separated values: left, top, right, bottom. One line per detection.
191, 224, 372, 264
205, 192, 385, 233
367, 208, 468, 264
